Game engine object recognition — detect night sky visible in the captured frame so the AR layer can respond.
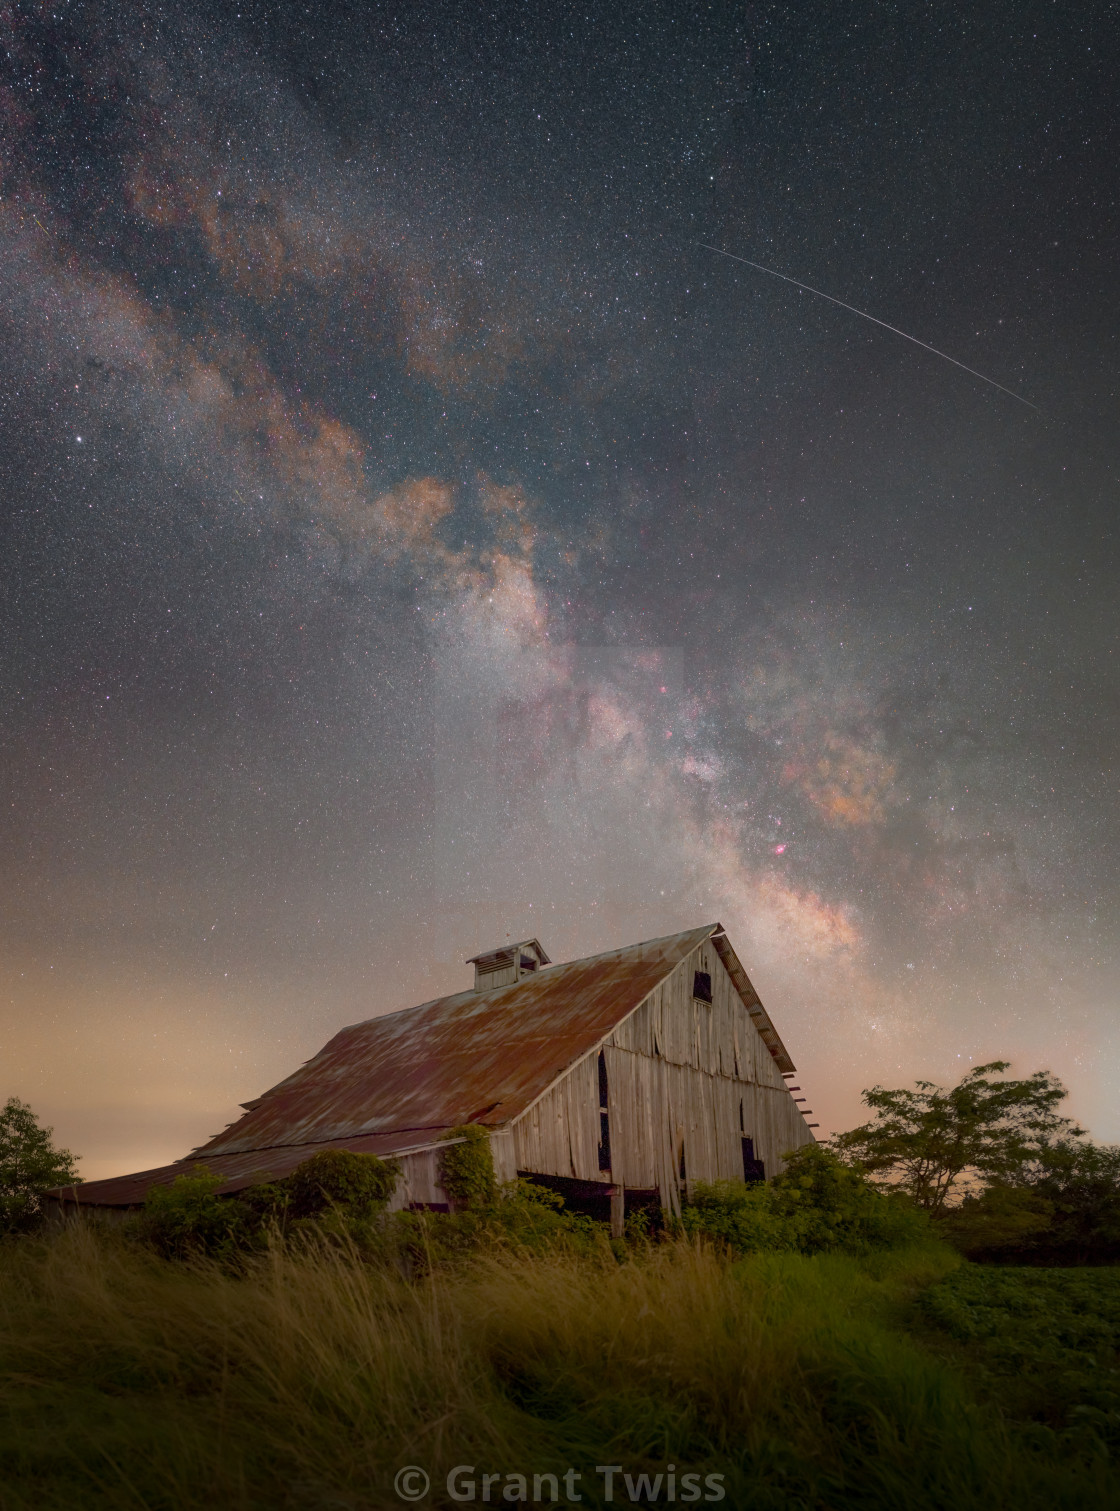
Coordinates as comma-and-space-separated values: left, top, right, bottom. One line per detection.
3, 1, 1118, 1179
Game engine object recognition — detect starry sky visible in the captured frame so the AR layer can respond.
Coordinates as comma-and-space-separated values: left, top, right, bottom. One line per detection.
3, 0, 1118, 1179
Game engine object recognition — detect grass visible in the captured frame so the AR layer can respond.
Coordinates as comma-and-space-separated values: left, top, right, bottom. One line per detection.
0, 1223, 1116, 1510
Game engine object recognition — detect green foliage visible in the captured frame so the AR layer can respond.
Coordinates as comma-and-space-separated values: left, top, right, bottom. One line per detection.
138, 1151, 399, 1258
1012, 1139, 1120, 1263
139, 1167, 248, 1258
831, 1061, 1080, 1211
0, 1096, 80, 1235
389, 1179, 604, 1270
938, 1140, 1120, 1264
683, 1145, 930, 1256
938, 1182, 1056, 1258
917, 1264, 1120, 1453
439, 1124, 497, 1208
770, 1142, 931, 1252
680, 1178, 793, 1252
280, 1148, 399, 1221
5, 1224, 1117, 1511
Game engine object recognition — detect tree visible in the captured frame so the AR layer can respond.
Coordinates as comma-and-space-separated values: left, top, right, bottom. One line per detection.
1016, 1138, 1120, 1263
830, 1061, 1081, 1212
0, 1097, 81, 1234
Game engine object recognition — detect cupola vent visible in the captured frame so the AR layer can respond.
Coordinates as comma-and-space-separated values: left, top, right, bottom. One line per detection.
467, 938, 551, 992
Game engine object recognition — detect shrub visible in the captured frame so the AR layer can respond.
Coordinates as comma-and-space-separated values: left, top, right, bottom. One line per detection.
680, 1178, 793, 1252
934, 1142, 1120, 1264
683, 1146, 930, 1257
937, 1183, 1055, 1258
138, 1151, 399, 1258
139, 1167, 248, 1258
390, 1179, 604, 1272
280, 1149, 399, 1221
770, 1143, 930, 1253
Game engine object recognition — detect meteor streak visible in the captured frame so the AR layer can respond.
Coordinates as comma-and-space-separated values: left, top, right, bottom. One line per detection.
699, 243, 1037, 410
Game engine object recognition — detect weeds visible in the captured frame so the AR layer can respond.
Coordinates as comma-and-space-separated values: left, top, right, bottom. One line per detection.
1, 1223, 1116, 1510
916, 1264, 1120, 1452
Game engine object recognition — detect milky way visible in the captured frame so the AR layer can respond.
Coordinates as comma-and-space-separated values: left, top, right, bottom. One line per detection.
2, 1, 1117, 1176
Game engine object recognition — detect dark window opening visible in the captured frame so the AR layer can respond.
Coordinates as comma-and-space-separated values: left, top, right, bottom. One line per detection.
519, 955, 537, 972
692, 970, 713, 1003
679, 1142, 687, 1183
597, 1051, 611, 1170
741, 1137, 765, 1183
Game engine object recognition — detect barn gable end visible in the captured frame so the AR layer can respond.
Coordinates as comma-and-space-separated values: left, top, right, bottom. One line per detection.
508, 933, 812, 1213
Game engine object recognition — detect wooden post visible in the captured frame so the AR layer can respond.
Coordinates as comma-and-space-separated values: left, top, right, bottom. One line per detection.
610, 1183, 625, 1239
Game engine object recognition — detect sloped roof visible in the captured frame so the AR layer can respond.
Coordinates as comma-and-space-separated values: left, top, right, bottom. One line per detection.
43, 1136, 438, 1202
194, 924, 716, 1157
50, 922, 794, 1208
45, 1131, 447, 1208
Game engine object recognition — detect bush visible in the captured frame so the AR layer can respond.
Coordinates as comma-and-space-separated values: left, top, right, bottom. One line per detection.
936, 1143, 1120, 1264
683, 1146, 930, 1257
139, 1168, 248, 1258
138, 1151, 400, 1258
280, 1149, 399, 1221
389, 1179, 604, 1272
770, 1143, 931, 1253
937, 1183, 1055, 1258
1017, 1140, 1120, 1264
680, 1178, 793, 1252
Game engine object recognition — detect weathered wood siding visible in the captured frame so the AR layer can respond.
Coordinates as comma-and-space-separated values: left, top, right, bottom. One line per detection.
387, 1131, 519, 1210
385, 1148, 445, 1210
604, 942, 812, 1210
508, 941, 813, 1211
511, 1050, 603, 1181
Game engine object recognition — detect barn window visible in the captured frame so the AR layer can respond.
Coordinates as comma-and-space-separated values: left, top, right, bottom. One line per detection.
692, 970, 713, 1004
741, 1137, 765, 1183
597, 1051, 611, 1171
519, 955, 538, 972
679, 1141, 687, 1183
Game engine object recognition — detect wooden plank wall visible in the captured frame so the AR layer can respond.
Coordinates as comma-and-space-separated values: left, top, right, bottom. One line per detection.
387, 1131, 519, 1210
508, 941, 814, 1212
511, 1051, 601, 1181
386, 1148, 444, 1210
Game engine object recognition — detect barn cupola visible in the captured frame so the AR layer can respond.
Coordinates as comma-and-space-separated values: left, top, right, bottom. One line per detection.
467, 938, 551, 992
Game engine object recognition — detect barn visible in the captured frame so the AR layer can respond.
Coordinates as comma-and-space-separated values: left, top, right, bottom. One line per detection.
49, 923, 817, 1228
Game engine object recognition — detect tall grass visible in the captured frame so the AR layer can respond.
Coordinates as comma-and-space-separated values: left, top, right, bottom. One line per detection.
0, 1225, 1114, 1510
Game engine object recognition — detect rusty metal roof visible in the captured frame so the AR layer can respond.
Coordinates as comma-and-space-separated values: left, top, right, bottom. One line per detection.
194, 925, 716, 1158
47, 1130, 455, 1209
50, 922, 796, 1207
